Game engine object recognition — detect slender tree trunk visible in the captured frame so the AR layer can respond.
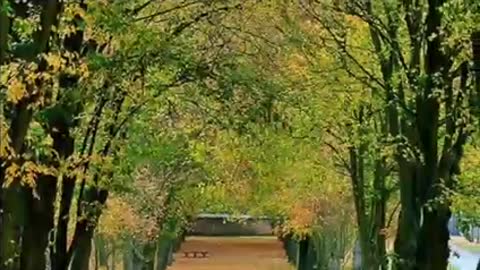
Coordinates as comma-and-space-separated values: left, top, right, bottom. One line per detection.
296, 237, 309, 270
69, 188, 109, 270
69, 225, 95, 270
349, 146, 372, 270
54, 174, 75, 270
131, 241, 145, 270
142, 243, 156, 270
95, 234, 109, 269
154, 236, 172, 270
0, 167, 4, 262
305, 239, 317, 270
349, 144, 388, 270
48, 127, 75, 270
123, 242, 134, 270
372, 160, 387, 270
393, 161, 420, 270
94, 245, 98, 270
0, 0, 9, 63
111, 245, 116, 270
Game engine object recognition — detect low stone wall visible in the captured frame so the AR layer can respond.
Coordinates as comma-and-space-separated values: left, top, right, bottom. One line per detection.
188, 216, 273, 236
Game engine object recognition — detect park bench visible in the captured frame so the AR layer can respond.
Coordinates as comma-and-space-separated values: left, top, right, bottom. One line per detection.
183, 251, 209, 258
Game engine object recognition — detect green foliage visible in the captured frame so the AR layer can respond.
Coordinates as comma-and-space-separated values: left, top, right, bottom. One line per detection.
452, 145, 480, 232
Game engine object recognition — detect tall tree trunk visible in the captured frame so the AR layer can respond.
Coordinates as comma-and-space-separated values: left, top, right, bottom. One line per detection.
393, 163, 420, 270
415, 208, 451, 270
48, 124, 76, 270
0, 0, 9, 63
22, 120, 75, 270
0, 184, 27, 270
0, 102, 33, 269
20, 174, 57, 270
0, 0, 8, 237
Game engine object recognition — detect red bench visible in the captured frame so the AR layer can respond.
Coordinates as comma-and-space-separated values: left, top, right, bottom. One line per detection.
183, 251, 209, 258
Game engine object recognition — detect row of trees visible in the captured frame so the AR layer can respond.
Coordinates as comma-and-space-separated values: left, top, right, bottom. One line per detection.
199, 1, 480, 269
283, 1, 480, 269
0, 1, 267, 269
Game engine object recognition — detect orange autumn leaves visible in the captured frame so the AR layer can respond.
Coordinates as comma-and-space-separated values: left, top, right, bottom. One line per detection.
281, 187, 353, 238
99, 166, 166, 243
99, 196, 158, 242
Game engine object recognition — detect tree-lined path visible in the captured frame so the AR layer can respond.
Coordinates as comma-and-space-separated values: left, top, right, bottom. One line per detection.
1, 1, 479, 270
169, 237, 292, 270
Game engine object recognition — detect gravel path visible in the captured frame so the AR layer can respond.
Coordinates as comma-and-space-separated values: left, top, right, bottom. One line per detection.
168, 236, 292, 270
450, 236, 480, 269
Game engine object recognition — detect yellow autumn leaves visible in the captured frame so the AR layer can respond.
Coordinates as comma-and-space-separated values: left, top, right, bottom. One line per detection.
99, 196, 159, 242
0, 52, 88, 106
7, 77, 27, 104
1, 62, 36, 104
0, 148, 113, 193
0, 115, 11, 159
98, 164, 184, 243
3, 161, 56, 188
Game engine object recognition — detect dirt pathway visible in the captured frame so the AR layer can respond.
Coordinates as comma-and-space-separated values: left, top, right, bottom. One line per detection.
450, 236, 480, 269
168, 236, 293, 270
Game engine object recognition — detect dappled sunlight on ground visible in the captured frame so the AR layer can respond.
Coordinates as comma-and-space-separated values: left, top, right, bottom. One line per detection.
168, 236, 293, 270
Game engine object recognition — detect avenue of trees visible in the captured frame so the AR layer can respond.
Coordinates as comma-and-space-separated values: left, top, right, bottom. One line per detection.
0, 0, 479, 270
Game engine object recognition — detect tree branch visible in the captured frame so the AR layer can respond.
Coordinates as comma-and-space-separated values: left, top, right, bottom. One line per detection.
168, 3, 243, 39
324, 141, 350, 172
387, 201, 401, 228
0, 0, 9, 63
133, 0, 200, 22
34, 0, 60, 56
